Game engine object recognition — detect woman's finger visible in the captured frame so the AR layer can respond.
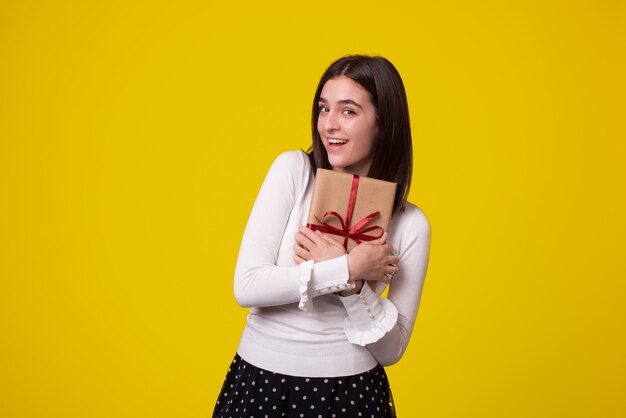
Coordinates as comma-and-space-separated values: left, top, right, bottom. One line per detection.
318, 232, 344, 248
386, 255, 400, 265
293, 243, 311, 259
382, 243, 396, 255
295, 231, 316, 250
293, 254, 307, 264
299, 226, 324, 245
384, 265, 399, 275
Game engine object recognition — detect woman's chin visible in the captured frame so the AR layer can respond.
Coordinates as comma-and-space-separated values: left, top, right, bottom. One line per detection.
327, 159, 349, 172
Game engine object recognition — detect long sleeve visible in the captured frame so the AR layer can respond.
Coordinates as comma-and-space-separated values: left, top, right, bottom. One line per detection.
233, 151, 354, 310
339, 205, 431, 366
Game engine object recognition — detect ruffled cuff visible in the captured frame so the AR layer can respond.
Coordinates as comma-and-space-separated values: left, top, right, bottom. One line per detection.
297, 260, 314, 312
310, 255, 353, 297
339, 283, 398, 346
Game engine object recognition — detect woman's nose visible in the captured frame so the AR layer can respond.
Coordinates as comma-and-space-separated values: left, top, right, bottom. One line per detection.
322, 111, 340, 132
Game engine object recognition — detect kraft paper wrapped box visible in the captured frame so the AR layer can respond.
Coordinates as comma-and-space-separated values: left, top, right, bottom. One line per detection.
306, 168, 397, 252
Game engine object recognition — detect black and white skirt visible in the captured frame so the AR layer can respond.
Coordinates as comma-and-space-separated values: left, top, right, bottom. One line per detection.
213, 354, 396, 418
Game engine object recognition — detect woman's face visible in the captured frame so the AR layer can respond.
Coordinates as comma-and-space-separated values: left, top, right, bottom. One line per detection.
317, 76, 378, 177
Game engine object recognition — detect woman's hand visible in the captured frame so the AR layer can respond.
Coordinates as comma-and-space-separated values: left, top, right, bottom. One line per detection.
347, 233, 400, 283
293, 226, 347, 264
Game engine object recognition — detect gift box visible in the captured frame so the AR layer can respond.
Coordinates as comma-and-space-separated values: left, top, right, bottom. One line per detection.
306, 169, 397, 252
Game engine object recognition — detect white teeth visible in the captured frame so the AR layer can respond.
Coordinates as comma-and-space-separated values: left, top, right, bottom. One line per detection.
328, 138, 348, 144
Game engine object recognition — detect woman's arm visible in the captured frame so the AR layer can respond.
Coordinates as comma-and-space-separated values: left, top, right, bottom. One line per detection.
339, 207, 431, 366
233, 151, 355, 309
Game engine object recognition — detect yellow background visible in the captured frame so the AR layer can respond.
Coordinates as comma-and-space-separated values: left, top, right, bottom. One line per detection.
1, 1, 625, 417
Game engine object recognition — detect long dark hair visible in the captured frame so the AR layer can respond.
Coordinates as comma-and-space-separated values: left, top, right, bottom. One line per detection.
308, 55, 413, 213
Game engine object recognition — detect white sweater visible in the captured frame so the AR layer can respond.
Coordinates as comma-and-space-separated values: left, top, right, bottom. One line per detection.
234, 151, 431, 377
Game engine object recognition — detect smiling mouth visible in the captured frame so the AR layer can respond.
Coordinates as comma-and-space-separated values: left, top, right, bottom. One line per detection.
328, 138, 349, 145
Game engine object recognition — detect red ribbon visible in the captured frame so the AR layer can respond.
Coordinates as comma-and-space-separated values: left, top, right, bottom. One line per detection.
307, 175, 384, 249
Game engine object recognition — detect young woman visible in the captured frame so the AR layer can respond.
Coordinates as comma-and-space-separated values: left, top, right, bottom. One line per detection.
213, 55, 431, 418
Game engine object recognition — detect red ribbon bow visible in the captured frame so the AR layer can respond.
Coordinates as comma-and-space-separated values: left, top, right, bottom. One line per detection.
307, 174, 384, 249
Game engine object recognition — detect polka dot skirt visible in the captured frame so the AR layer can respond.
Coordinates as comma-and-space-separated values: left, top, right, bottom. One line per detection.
213, 354, 396, 418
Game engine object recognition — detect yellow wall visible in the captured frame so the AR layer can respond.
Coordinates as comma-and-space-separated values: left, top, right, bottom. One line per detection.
1, 1, 624, 417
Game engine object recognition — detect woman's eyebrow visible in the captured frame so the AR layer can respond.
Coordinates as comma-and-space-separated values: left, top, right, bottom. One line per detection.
318, 97, 363, 109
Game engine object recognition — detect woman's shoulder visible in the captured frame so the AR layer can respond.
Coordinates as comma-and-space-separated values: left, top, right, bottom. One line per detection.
262, 150, 313, 195
269, 150, 311, 176
393, 200, 431, 238
274, 150, 309, 167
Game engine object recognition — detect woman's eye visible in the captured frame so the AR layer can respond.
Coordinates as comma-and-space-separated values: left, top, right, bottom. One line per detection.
318, 106, 329, 113
343, 109, 355, 116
